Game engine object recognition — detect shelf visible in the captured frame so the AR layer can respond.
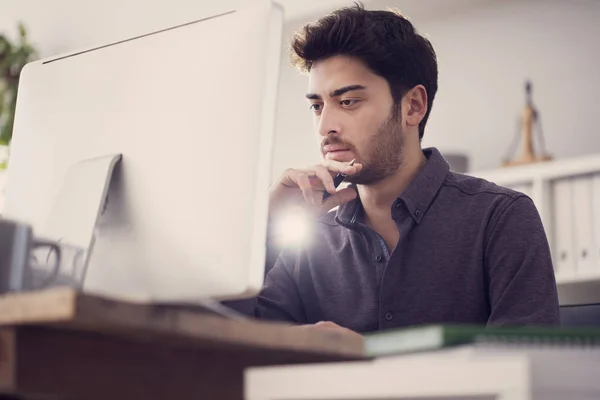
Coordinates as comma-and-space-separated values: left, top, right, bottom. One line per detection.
556, 273, 600, 305
474, 152, 600, 185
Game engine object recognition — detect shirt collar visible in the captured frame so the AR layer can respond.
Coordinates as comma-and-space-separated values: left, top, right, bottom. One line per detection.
335, 147, 449, 226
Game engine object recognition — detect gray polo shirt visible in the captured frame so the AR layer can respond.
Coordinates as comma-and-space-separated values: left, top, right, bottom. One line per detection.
254, 147, 560, 331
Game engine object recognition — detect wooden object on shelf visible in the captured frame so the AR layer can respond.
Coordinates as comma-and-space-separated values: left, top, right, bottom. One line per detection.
503, 81, 553, 167
0, 288, 365, 399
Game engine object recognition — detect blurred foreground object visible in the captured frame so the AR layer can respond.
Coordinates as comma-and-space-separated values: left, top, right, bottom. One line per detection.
503, 81, 553, 167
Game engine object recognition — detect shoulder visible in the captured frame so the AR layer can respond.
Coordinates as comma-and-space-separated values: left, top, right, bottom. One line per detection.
442, 171, 533, 211
439, 171, 542, 234
443, 171, 523, 200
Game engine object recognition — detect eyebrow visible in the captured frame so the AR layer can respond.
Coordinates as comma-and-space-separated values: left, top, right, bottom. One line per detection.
305, 84, 367, 100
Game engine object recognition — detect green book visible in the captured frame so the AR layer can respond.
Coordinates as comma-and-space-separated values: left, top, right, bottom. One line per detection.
364, 324, 600, 357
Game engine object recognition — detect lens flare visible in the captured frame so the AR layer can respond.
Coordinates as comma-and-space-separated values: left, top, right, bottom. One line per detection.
274, 206, 313, 248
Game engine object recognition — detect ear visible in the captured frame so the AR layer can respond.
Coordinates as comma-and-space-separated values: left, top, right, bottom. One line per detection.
402, 85, 428, 130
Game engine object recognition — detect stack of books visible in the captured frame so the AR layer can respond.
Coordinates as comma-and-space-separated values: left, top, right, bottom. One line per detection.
363, 324, 600, 400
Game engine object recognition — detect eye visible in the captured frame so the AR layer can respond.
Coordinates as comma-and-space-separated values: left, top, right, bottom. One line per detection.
340, 99, 360, 108
309, 103, 322, 113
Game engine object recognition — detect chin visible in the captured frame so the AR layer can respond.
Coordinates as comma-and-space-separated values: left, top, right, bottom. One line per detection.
345, 172, 381, 186
346, 165, 398, 186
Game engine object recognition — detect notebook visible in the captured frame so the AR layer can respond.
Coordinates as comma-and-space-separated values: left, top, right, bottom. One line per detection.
364, 324, 600, 357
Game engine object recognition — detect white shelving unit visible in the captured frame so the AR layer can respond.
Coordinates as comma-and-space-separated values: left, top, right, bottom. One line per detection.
472, 153, 600, 305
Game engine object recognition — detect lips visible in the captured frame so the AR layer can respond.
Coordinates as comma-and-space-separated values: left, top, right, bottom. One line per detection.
325, 149, 353, 161
323, 145, 351, 153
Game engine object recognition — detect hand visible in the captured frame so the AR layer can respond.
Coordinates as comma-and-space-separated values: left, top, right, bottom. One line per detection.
269, 160, 363, 218
296, 321, 363, 341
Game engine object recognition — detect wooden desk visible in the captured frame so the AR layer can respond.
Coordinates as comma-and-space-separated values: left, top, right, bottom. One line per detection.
0, 288, 365, 399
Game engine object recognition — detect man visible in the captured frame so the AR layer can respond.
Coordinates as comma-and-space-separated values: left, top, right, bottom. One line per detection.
255, 3, 559, 333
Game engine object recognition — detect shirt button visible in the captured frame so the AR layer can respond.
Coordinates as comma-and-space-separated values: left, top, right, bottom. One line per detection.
375, 255, 383, 262
385, 312, 393, 321
415, 209, 422, 216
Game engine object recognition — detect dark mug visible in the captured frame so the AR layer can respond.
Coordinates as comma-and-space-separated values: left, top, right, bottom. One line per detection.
0, 219, 61, 293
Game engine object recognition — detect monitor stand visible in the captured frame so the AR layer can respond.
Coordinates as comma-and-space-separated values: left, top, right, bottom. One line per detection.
29, 154, 122, 291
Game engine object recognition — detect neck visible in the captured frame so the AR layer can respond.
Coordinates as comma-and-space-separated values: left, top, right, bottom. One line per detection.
357, 143, 426, 219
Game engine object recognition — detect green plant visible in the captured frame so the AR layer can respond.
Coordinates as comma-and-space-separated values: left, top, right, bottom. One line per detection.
0, 22, 37, 169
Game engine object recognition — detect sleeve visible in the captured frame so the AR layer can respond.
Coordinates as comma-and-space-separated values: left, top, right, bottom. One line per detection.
485, 195, 560, 326
254, 253, 308, 323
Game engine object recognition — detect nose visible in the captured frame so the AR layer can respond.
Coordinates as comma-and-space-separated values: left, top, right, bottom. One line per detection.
317, 106, 342, 137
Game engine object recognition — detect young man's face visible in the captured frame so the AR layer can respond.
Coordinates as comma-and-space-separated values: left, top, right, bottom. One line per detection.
306, 55, 405, 184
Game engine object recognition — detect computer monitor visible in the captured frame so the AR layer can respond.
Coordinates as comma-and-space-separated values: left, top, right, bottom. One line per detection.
3, 0, 284, 302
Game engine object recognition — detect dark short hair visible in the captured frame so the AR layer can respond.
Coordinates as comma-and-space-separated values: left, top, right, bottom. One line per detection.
291, 2, 438, 140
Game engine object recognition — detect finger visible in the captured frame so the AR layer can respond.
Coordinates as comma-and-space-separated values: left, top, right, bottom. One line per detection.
307, 176, 327, 191
296, 172, 316, 205
314, 321, 361, 339
315, 321, 340, 328
280, 168, 316, 189
286, 163, 361, 189
322, 159, 364, 175
320, 187, 358, 213
292, 324, 313, 329
313, 165, 336, 193
312, 190, 323, 206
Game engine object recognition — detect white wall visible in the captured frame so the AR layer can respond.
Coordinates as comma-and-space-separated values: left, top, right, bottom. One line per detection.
271, 24, 322, 181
